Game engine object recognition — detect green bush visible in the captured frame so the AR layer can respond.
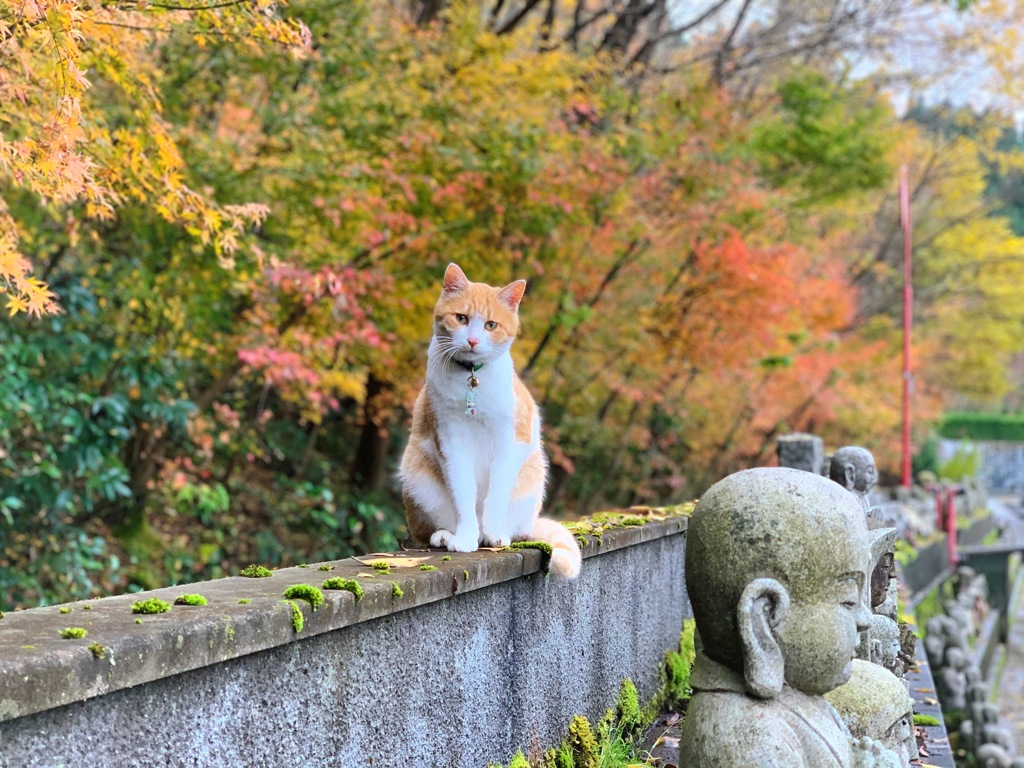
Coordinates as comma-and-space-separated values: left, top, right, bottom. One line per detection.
939, 412, 1024, 442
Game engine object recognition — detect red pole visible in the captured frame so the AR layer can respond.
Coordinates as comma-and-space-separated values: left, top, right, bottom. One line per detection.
945, 486, 957, 566
900, 165, 913, 488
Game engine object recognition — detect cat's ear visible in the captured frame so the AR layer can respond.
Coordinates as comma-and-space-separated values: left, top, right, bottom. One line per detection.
442, 263, 469, 296
498, 280, 527, 311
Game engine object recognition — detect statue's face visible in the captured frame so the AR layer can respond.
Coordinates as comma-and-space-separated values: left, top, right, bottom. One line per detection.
855, 458, 877, 494
776, 570, 872, 695
870, 552, 896, 608
884, 710, 916, 763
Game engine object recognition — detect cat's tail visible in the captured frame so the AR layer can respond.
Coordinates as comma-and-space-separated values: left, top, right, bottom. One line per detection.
530, 517, 582, 580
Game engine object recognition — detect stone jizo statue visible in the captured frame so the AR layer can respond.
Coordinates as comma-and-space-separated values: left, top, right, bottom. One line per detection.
830, 446, 878, 512
826, 660, 918, 766
869, 529, 897, 611
679, 468, 902, 767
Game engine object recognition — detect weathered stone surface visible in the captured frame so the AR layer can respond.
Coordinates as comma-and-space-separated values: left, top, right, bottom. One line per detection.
776, 433, 825, 474
826, 660, 917, 765
0, 518, 689, 767
680, 468, 902, 767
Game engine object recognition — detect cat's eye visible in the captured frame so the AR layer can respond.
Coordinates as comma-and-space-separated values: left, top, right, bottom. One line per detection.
455, 314, 469, 325
484, 320, 498, 331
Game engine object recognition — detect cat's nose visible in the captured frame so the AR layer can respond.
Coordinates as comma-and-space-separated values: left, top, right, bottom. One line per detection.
467, 337, 479, 348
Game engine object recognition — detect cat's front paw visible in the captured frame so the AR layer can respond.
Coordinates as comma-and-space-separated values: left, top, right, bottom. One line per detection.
430, 528, 478, 552
480, 533, 511, 548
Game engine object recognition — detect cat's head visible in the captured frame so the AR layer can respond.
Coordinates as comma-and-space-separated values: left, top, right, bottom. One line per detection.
433, 263, 526, 364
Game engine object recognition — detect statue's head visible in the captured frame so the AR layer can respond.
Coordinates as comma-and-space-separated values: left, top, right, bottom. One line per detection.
830, 447, 878, 496
687, 467, 872, 698
827, 663, 917, 765
826, 660, 917, 764
869, 615, 902, 675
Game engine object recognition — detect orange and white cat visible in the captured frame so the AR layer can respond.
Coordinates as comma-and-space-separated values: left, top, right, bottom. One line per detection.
399, 263, 582, 579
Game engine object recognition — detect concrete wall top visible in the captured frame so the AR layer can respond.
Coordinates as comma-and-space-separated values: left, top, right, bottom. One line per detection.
0, 511, 690, 724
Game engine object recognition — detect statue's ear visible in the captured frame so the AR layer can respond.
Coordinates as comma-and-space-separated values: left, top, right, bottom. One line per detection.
738, 577, 790, 699
843, 463, 856, 491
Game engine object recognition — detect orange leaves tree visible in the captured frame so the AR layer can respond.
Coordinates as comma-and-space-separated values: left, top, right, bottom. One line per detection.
5, 0, 1023, 606
0, 0, 309, 316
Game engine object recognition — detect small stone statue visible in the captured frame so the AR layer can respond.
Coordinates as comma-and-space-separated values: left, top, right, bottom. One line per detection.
936, 647, 969, 710
830, 446, 878, 517
679, 468, 902, 767
869, 529, 897, 611
868, 615, 903, 677
976, 742, 1024, 768
826, 660, 918, 766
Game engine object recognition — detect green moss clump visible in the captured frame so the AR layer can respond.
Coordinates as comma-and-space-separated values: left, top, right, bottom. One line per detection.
464, 570, 470, 581
322, 577, 364, 601
131, 598, 171, 615
239, 564, 272, 578
615, 679, 643, 739
566, 715, 598, 768
174, 594, 208, 606
542, 744, 574, 768
282, 584, 324, 611
318, 564, 334, 571
59, 627, 87, 639
507, 752, 531, 768
442, 555, 452, 561
88, 642, 107, 659
420, 565, 437, 571
508, 541, 553, 556
391, 582, 404, 598
370, 560, 392, 574
59, 606, 72, 614
134, 618, 143, 624
238, 598, 251, 605
914, 714, 942, 727
297, 563, 309, 568
283, 600, 303, 633
83, 604, 93, 610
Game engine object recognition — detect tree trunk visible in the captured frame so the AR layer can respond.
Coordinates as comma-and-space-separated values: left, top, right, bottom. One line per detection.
351, 372, 392, 493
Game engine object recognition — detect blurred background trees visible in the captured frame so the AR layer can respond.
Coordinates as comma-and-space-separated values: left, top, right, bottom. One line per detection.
3, 0, 1023, 607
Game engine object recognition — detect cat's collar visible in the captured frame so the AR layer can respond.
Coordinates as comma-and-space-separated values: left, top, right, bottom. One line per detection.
452, 358, 484, 374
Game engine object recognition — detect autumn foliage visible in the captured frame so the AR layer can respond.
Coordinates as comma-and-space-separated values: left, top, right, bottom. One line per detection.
3, 0, 1024, 607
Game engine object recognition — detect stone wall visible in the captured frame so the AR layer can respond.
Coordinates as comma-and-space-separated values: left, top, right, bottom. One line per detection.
0, 518, 690, 768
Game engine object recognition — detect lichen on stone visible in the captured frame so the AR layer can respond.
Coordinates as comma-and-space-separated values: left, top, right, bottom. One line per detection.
322, 577, 364, 601
282, 584, 324, 611
174, 594, 207, 606
239, 564, 272, 578
131, 598, 171, 615
59, 627, 87, 639
87, 642, 107, 659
